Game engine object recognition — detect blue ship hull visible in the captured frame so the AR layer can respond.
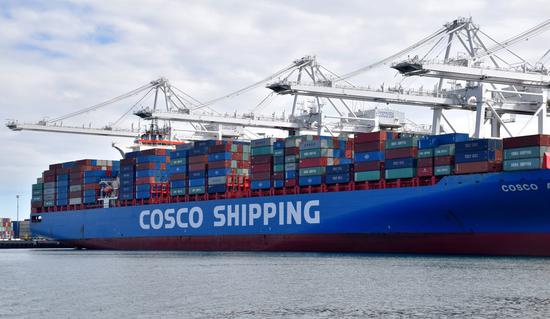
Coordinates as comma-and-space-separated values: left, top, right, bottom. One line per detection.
31, 170, 550, 255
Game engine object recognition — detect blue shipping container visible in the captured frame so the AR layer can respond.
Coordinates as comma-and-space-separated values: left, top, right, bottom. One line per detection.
455, 139, 502, 152
326, 173, 350, 184
354, 151, 384, 163
455, 150, 501, 163
385, 158, 417, 169
250, 180, 271, 190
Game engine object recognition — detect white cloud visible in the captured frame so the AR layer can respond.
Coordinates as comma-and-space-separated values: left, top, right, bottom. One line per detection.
0, 0, 549, 219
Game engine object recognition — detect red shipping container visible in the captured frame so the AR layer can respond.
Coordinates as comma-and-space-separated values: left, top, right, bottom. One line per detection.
455, 161, 502, 174
417, 166, 433, 177
300, 157, 330, 168
140, 148, 167, 156
188, 155, 208, 164
434, 156, 454, 166
355, 161, 384, 171
285, 179, 297, 187
170, 173, 187, 180
273, 172, 284, 179
208, 143, 230, 153
251, 163, 272, 173
251, 172, 271, 180
56, 168, 70, 174
83, 184, 100, 190
417, 158, 433, 168
136, 177, 162, 184
208, 160, 231, 169
69, 191, 82, 198
251, 155, 272, 164
120, 158, 136, 165
284, 147, 299, 156
43, 175, 55, 183
70, 178, 83, 185
189, 163, 207, 171
544, 152, 550, 169
355, 131, 387, 144
385, 147, 418, 159
503, 134, 550, 148
354, 141, 385, 152
136, 163, 167, 170
49, 163, 63, 170
231, 153, 244, 161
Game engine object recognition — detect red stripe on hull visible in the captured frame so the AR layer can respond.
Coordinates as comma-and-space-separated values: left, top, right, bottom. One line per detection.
64, 233, 550, 256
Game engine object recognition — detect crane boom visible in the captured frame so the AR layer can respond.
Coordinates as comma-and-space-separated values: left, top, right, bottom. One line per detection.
6, 122, 138, 138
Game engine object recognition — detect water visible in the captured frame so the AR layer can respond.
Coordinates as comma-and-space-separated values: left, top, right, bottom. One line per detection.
2, 250, 550, 318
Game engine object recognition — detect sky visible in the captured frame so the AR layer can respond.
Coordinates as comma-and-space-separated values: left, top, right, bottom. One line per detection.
0, 0, 549, 220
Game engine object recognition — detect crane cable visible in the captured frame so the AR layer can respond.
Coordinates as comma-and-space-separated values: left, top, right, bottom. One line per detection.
333, 26, 450, 82
474, 19, 550, 59
111, 87, 155, 128
47, 81, 156, 123
190, 60, 312, 111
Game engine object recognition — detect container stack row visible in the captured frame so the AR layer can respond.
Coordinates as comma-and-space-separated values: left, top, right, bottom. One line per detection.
454, 139, 503, 174
188, 140, 213, 195
384, 135, 420, 179
299, 136, 353, 186
119, 156, 137, 201
169, 144, 192, 196
503, 135, 550, 171
207, 140, 250, 194
250, 138, 278, 190
353, 131, 393, 182
0, 218, 12, 239
134, 149, 169, 199
416, 133, 470, 177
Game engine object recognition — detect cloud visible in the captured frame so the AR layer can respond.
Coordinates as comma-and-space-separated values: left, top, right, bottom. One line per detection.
0, 0, 549, 219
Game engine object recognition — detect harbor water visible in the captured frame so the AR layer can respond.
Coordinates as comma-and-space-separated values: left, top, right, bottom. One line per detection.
2, 250, 550, 318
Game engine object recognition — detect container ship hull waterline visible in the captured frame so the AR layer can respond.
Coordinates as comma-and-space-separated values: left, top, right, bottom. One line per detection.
30, 132, 550, 256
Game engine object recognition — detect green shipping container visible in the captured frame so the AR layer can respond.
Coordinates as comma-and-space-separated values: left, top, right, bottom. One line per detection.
189, 186, 205, 195
354, 171, 381, 182
273, 164, 284, 172
32, 189, 43, 196
300, 148, 331, 159
385, 137, 419, 150
503, 158, 543, 171
170, 188, 186, 196
385, 168, 416, 179
171, 158, 186, 166
299, 167, 326, 176
504, 146, 549, 160
434, 144, 455, 156
434, 165, 452, 176
274, 149, 284, 156
418, 149, 434, 158
44, 200, 55, 207
285, 155, 298, 163
32, 183, 43, 191
251, 146, 273, 156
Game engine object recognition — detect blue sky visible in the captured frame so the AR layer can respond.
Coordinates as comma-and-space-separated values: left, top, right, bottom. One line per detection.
0, 0, 549, 220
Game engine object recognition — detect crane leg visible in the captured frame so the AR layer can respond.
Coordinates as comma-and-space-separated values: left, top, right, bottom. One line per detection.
474, 102, 486, 138
431, 108, 442, 135
490, 117, 501, 138
539, 103, 547, 134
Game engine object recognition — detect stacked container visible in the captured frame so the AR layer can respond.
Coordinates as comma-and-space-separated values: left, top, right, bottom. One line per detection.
250, 138, 277, 190
169, 144, 192, 196
31, 179, 43, 209
135, 149, 169, 199
353, 131, 389, 182
119, 153, 138, 201
284, 136, 308, 187
418, 133, 470, 177
83, 164, 115, 204
42, 169, 56, 207
454, 139, 503, 174
384, 135, 419, 179
0, 218, 12, 239
503, 134, 550, 171
188, 141, 213, 195
56, 169, 69, 206
299, 136, 352, 186
272, 140, 285, 188
207, 140, 250, 193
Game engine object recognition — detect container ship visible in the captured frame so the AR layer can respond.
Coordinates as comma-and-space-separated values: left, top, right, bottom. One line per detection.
29, 131, 550, 256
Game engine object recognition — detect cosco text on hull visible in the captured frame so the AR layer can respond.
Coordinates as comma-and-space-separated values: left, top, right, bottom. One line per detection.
139, 200, 321, 230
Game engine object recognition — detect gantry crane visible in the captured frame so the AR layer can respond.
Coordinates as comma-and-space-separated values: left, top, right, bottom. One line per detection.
268, 17, 550, 138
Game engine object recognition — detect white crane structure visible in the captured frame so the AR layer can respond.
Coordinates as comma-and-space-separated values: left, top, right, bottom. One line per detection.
268, 17, 550, 138
139, 56, 410, 137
